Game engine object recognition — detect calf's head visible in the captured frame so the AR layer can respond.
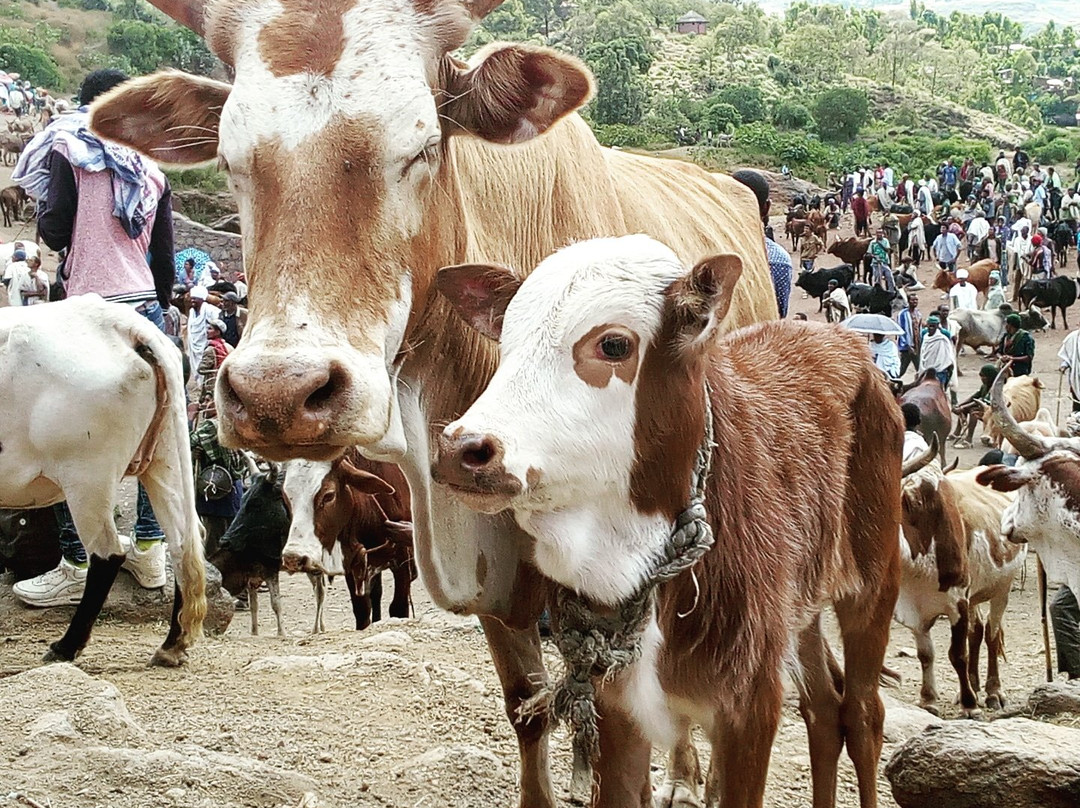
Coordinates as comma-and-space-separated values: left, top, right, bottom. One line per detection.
281, 453, 394, 574
432, 235, 741, 604
89, 0, 592, 460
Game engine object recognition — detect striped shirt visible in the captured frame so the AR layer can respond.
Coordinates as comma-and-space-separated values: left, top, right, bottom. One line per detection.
765, 237, 793, 318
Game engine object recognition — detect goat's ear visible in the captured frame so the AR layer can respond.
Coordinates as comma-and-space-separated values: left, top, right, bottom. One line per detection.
90, 70, 230, 166
338, 460, 395, 496
439, 43, 593, 144
668, 254, 744, 345
436, 263, 522, 340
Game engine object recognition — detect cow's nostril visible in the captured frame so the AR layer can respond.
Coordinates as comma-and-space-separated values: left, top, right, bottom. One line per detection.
304, 363, 348, 411
460, 437, 496, 470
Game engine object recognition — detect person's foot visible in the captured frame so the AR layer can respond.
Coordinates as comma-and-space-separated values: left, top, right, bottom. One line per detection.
119, 536, 168, 589
13, 558, 87, 607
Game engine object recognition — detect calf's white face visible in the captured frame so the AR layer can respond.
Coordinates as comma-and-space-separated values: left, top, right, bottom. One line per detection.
434, 235, 742, 604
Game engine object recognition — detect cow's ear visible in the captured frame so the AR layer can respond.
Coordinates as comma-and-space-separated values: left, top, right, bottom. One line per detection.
338, 460, 396, 496
90, 70, 230, 166
439, 44, 593, 144
668, 254, 744, 346
436, 263, 522, 340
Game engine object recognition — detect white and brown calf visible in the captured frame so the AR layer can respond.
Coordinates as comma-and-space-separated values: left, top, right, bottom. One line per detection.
897, 455, 1026, 716
433, 235, 902, 808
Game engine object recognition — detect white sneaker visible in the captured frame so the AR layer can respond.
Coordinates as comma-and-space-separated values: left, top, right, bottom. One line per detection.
119, 536, 168, 589
13, 558, 87, 607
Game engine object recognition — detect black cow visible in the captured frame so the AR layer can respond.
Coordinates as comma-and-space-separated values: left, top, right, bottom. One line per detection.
847, 283, 899, 315
795, 263, 854, 311
1018, 275, 1078, 330
1052, 222, 1072, 267
208, 467, 290, 636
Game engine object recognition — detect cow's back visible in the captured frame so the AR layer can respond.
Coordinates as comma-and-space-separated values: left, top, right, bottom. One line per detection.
452, 115, 776, 334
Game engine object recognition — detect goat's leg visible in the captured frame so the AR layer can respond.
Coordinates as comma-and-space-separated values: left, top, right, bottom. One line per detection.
268, 574, 285, 636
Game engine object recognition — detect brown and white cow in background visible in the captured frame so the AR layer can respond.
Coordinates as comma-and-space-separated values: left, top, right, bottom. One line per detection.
281, 451, 414, 632
89, 1, 779, 802
979, 371, 1080, 613
432, 235, 902, 808
896, 446, 1026, 716
981, 375, 1043, 448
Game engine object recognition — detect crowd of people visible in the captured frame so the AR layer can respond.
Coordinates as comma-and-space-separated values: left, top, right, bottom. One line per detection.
2, 68, 251, 610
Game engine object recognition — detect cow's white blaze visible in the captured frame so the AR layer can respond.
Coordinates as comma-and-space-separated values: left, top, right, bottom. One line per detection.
444, 235, 690, 605
282, 458, 344, 574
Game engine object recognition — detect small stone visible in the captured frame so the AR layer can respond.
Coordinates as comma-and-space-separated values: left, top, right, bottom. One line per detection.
318, 753, 333, 763
1027, 681, 1080, 717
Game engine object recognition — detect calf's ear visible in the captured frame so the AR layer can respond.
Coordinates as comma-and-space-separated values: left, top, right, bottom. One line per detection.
339, 460, 396, 496
90, 70, 230, 166
669, 254, 744, 345
437, 263, 522, 340
439, 43, 593, 144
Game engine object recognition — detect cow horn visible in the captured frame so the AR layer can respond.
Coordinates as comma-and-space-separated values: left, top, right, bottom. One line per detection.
990, 367, 1048, 460
902, 435, 938, 477
943, 457, 959, 474
144, 0, 205, 35
242, 451, 261, 480
464, 0, 505, 19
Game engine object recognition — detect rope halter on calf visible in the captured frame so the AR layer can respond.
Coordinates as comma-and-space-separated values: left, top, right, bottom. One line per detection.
519, 384, 716, 786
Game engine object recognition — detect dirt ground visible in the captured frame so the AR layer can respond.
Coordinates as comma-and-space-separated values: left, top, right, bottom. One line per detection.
2, 137, 1078, 808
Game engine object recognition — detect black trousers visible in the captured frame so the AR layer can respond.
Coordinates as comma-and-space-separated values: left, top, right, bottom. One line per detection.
1051, 585, 1080, 679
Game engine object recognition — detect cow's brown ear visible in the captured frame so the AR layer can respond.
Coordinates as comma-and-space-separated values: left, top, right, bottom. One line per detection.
440, 44, 593, 144
90, 70, 230, 166
669, 254, 743, 345
339, 460, 396, 496
436, 263, 522, 340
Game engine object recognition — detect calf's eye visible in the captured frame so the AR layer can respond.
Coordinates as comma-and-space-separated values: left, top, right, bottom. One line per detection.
599, 335, 631, 361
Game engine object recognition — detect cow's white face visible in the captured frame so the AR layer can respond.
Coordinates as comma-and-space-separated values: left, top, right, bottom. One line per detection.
434, 235, 741, 604
89, 0, 592, 461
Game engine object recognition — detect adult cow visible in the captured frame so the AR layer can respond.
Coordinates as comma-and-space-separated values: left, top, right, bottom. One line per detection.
88, 4, 778, 804
829, 236, 872, 281
795, 263, 853, 311
1018, 275, 1077, 330
932, 258, 995, 299
981, 375, 1043, 449
1052, 222, 1072, 267
899, 370, 950, 464
949, 305, 1046, 353
432, 235, 901, 808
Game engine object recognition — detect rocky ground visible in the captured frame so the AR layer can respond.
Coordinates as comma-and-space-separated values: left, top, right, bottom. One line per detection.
3, 134, 1080, 808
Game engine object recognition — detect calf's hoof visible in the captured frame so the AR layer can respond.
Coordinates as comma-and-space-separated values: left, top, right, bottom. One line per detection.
918, 700, 941, 717
149, 645, 188, 668
43, 643, 77, 663
653, 780, 704, 808
985, 692, 1005, 711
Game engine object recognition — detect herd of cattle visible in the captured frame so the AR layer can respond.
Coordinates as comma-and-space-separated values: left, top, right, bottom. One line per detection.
3, 0, 1080, 804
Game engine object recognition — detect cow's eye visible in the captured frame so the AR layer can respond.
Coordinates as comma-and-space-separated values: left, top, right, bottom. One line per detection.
599, 335, 631, 361
402, 140, 440, 176
319, 490, 335, 509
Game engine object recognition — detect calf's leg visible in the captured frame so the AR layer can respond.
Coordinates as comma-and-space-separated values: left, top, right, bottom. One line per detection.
914, 622, 939, 713
267, 574, 285, 636
249, 580, 260, 636
948, 599, 980, 717
655, 720, 702, 807
591, 687, 652, 808
370, 572, 383, 623
388, 563, 411, 619
797, 617, 844, 808
984, 591, 1011, 709
309, 573, 326, 633
480, 616, 557, 808
967, 606, 985, 693
44, 554, 124, 662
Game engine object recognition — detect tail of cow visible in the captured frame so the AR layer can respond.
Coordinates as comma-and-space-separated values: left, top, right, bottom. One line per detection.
129, 316, 207, 648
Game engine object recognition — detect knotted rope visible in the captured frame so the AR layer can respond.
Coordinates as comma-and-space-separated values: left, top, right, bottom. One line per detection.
519, 385, 715, 784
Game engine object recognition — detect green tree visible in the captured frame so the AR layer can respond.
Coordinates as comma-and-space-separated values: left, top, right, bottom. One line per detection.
584, 37, 651, 125
713, 84, 766, 123
773, 100, 812, 129
0, 42, 62, 88
481, 0, 531, 40
780, 24, 847, 83
813, 87, 869, 141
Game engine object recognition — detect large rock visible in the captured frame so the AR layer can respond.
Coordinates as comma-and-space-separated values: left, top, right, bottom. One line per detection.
886, 718, 1080, 808
882, 693, 944, 744
1028, 681, 1080, 717
0, 561, 234, 636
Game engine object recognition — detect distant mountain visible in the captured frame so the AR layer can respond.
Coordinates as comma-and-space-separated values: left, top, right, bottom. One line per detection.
755, 0, 1077, 31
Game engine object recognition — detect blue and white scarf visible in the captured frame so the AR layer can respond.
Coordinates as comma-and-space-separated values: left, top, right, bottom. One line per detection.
12, 107, 156, 240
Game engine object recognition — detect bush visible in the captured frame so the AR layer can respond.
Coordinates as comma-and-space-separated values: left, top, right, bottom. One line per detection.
590, 123, 653, 148
0, 42, 63, 88
813, 87, 869, 142
1034, 141, 1070, 164
703, 101, 742, 134
712, 84, 767, 124
773, 100, 812, 130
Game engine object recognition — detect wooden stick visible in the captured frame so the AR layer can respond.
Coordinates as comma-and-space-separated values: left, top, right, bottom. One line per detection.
1038, 556, 1053, 683
1056, 371, 1064, 427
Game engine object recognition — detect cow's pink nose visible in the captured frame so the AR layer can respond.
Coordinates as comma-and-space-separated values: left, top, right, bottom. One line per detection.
431, 431, 522, 497
218, 354, 351, 447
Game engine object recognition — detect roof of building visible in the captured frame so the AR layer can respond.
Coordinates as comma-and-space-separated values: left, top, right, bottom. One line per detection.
676, 11, 708, 24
